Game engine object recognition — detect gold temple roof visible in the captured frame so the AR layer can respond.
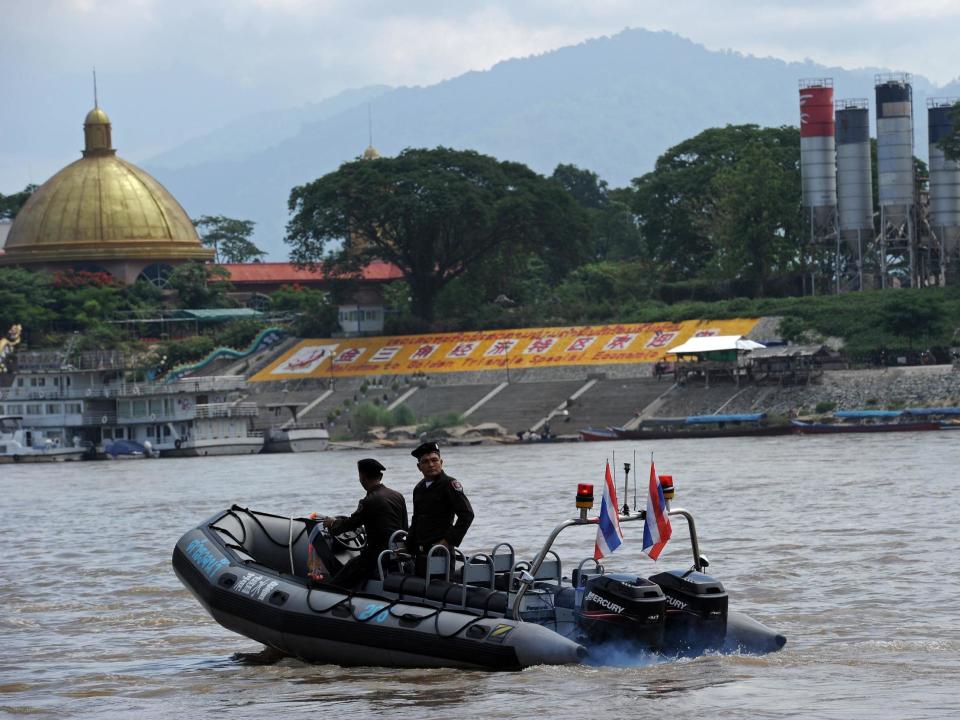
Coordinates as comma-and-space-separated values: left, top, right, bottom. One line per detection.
362, 145, 381, 160
1, 107, 213, 265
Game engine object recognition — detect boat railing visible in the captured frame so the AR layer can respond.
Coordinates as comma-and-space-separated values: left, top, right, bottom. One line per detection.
195, 402, 259, 419
82, 411, 118, 426
510, 507, 703, 620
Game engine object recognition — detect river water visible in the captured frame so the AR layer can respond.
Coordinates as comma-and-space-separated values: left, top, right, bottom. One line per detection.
2, 434, 959, 719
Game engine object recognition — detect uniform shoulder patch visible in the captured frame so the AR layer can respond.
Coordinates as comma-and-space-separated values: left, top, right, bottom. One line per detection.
451, 480, 463, 491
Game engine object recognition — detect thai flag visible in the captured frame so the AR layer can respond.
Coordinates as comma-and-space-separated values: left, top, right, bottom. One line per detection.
594, 462, 624, 559
642, 459, 672, 560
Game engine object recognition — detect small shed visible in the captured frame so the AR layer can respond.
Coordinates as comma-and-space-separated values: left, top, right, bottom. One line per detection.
666, 335, 765, 387
748, 344, 832, 385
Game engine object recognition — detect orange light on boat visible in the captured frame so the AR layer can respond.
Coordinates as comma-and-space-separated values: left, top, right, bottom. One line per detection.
659, 474, 675, 501
576, 483, 594, 509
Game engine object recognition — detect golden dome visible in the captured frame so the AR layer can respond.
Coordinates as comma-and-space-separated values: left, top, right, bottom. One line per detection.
1, 107, 213, 266
362, 145, 381, 160
84, 107, 111, 125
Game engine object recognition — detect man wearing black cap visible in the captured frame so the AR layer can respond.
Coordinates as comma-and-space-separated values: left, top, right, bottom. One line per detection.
405, 441, 474, 565
322, 458, 408, 589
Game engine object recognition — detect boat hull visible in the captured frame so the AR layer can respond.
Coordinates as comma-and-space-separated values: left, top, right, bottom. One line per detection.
790, 421, 941, 434
172, 523, 585, 670
614, 425, 792, 440
161, 439, 263, 457
261, 427, 329, 453
2, 449, 86, 463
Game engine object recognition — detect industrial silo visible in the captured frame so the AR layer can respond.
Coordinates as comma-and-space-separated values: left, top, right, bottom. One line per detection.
875, 73, 916, 286
835, 99, 874, 290
928, 98, 960, 283
799, 79, 838, 291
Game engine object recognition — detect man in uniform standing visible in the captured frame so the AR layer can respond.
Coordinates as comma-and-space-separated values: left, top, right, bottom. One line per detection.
405, 441, 474, 567
323, 458, 408, 589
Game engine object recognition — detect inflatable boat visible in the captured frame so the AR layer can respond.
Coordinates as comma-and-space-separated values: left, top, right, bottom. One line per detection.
173, 483, 785, 669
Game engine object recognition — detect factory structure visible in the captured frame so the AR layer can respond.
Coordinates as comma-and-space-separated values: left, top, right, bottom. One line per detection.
798, 74, 960, 291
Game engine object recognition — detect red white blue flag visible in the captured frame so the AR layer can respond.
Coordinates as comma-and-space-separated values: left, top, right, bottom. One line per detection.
642, 459, 672, 560
594, 462, 624, 559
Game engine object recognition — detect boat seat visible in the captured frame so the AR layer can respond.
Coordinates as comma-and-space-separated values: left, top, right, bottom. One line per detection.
382, 573, 509, 614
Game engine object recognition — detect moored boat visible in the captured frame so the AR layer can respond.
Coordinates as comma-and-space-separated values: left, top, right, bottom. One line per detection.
262, 424, 330, 453
578, 427, 619, 442
614, 413, 791, 441
790, 409, 941, 434
0, 415, 87, 463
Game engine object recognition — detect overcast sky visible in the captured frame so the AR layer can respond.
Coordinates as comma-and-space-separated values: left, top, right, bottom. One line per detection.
3, 0, 959, 192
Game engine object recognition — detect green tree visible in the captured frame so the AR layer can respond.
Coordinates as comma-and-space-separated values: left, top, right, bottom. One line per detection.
50, 270, 127, 330
552, 163, 608, 209
167, 262, 233, 308
0, 268, 57, 332
710, 141, 803, 295
268, 284, 340, 337
631, 125, 801, 281
286, 147, 591, 322
193, 215, 265, 264
552, 165, 641, 260
0, 184, 38, 220
938, 101, 960, 161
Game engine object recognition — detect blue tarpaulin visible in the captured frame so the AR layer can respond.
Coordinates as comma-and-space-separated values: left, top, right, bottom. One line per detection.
835, 410, 902, 419
685, 413, 767, 424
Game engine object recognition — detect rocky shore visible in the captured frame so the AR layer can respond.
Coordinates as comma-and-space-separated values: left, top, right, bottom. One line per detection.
660, 364, 960, 419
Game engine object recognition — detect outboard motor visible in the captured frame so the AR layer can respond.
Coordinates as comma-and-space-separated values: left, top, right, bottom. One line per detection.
575, 573, 666, 649
649, 569, 728, 653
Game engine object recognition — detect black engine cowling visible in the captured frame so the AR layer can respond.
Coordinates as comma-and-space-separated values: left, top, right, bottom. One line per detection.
649, 569, 728, 653
575, 573, 666, 649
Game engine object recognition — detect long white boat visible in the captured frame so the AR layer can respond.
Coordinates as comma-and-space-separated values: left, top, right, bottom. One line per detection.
0, 415, 87, 463
2, 350, 263, 459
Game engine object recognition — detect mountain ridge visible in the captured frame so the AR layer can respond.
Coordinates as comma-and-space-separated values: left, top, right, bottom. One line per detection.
144, 28, 959, 258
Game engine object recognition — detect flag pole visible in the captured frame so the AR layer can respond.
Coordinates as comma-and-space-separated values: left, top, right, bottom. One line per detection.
633, 449, 638, 510
622, 460, 630, 514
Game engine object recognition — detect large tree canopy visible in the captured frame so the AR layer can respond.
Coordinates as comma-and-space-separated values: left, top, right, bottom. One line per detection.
285, 147, 591, 322
631, 125, 802, 282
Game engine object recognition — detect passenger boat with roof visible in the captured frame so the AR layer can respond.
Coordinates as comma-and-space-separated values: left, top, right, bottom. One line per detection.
0, 415, 87, 463
173, 476, 785, 669
613, 412, 792, 440
790, 409, 942, 434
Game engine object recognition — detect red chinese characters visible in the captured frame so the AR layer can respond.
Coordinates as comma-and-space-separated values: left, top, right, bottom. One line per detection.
603, 334, 637, 351
447, 341, 479, 359
410, 344, 439, 360
484, 339, 518, 356
565, 336, 596, 353
335, 347, 365, 363
523, 337, 556, 354
645, 331, 678, 349
370, 346, 401, 362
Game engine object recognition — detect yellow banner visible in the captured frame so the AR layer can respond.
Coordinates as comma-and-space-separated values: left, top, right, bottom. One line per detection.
251, 318, 760, 381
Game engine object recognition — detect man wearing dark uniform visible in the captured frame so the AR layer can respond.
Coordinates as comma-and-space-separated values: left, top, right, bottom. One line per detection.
405, 441, 474, 565
323, 458, 408, 589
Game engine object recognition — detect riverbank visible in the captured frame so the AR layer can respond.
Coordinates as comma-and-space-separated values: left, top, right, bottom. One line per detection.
668, 364, 960, 419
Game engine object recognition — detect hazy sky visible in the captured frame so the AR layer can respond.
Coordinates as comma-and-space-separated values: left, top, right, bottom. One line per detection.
3, 0, 959, 192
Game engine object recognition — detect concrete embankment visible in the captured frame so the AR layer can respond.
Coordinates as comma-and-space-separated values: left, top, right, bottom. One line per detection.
238, 354, 960, 441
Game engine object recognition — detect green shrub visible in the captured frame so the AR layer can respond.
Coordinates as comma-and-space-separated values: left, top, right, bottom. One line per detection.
390, 404, 416, 426
814, 401, 836, 414
418, 412, 464, 434
352, 402, 393, 434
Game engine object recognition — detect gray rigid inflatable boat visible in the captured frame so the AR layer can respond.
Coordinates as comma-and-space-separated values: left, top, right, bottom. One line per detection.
173, 507, 585, 670
173, 504, 785, 669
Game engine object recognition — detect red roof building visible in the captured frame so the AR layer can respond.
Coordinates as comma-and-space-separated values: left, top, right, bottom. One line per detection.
217, 261, 404, 336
